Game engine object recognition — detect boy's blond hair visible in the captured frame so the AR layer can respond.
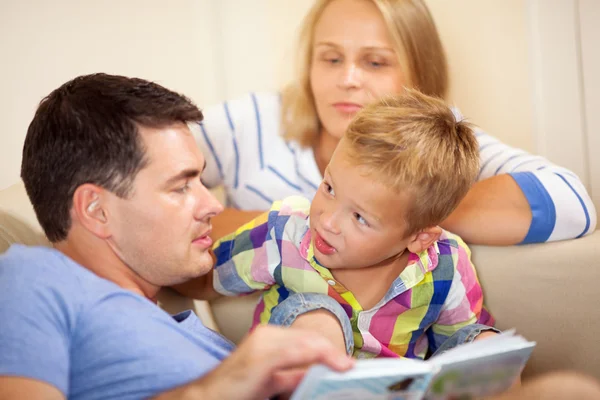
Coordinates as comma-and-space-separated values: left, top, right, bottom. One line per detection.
281, 0, 448, 147
345, 89, 479, 235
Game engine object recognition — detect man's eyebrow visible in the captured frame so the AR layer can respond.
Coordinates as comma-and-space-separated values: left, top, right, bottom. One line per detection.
164, 168, 200, 186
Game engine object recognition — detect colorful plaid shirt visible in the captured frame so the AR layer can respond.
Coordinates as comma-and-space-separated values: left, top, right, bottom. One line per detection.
213, 196, 494, 359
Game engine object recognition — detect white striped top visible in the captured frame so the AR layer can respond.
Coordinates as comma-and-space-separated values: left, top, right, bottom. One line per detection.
193, 92, 596, 243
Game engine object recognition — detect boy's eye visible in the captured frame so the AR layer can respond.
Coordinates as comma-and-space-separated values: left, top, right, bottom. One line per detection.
323, 181, 335, 196
354, 212, 368, 226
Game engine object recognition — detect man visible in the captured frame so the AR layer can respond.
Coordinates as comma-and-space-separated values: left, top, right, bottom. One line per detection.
1, 74, 599, 400
0, 73, 352, 399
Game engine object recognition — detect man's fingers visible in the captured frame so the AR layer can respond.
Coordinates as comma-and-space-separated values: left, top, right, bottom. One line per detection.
257, 326, 354, 372
271, 369, 307, 394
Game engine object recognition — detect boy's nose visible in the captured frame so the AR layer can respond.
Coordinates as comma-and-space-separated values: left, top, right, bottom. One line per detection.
321, 210, 341, 235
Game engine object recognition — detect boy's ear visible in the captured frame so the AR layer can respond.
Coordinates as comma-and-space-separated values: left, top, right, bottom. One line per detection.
406, 226, 442, 254
72, 184, 111, 239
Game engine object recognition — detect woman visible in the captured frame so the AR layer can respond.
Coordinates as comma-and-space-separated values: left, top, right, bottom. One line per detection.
195, 0, 595, 245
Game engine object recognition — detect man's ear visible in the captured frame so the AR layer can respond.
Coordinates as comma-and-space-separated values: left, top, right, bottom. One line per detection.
406, 226, 442, 254
72, 184, 111, 239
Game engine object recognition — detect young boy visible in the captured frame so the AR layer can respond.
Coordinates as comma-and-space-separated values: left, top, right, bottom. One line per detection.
206, 89, 494, 359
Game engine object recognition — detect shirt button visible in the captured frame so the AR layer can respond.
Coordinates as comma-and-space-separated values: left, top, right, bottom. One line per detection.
327, 279, 336, 286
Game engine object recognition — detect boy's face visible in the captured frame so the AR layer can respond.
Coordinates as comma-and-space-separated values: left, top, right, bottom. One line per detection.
310, 138, 411, 270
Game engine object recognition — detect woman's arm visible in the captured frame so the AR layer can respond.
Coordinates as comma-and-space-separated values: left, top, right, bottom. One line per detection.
441, 174, 531, 245
441, 129, 596, 245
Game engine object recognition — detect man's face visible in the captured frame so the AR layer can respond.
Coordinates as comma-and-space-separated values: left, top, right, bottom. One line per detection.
105, 123, 223, 287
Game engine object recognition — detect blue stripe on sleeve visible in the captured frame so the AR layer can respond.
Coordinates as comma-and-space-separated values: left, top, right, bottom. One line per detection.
478, 142, 501, 152
250, 93, 264, 169
199, 122, 224, 181
267, 166, 302, 191
555, 173, 590, 238
510, 157, 543, 172
245, 184, 273, 205
477, 150, 504, 180
223, 102, 240, 189
510, 171, 556, 244
494, 153, 526, 175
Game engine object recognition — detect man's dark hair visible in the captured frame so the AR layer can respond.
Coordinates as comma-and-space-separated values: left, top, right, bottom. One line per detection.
21, 73, 203, 242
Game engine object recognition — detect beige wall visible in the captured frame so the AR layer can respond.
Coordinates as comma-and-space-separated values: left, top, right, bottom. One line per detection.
0, 0, 592, 192
0, 0, 222, 189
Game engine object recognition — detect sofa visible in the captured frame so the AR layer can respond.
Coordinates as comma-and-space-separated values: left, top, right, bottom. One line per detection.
1, 180, 599, 379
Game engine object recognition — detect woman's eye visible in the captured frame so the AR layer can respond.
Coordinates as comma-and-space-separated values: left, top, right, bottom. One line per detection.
326, 58, 341, 64
365, 58, 387, 69
354, 212, 368, 226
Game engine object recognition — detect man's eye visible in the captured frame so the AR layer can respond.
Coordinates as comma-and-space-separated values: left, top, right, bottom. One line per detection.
175, 183, 190, 194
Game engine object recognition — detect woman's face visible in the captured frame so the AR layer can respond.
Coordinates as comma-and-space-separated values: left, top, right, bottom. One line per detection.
310, 0, 406, 140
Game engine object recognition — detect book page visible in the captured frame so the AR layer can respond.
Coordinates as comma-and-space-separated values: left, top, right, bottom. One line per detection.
291, 359, 435, 400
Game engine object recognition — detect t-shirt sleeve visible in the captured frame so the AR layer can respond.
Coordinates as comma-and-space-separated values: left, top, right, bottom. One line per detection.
0, 254, 76, 396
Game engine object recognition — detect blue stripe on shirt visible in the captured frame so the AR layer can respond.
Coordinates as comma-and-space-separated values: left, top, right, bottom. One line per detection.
298, 172, 319, 191
245, 184, 273, 205
223, 102, 240, 189
555, 173, 590, 238
510, 171, 556, 244
199, 122, 224, 181
267, 166, 302, 191
250, 93, 264, 169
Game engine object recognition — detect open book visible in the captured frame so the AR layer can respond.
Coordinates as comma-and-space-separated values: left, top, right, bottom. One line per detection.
292, 330, 535, 400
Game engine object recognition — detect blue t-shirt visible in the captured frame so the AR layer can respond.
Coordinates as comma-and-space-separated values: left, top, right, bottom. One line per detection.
0, 245, 234, 399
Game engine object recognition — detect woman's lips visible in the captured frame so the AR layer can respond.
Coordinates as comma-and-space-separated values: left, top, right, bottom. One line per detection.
314, 231, 337, 255
333, 102, 363, 114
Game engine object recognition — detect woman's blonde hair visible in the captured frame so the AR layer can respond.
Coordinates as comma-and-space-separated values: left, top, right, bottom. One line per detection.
345, 89, 479, 235
281, 0, 448, 147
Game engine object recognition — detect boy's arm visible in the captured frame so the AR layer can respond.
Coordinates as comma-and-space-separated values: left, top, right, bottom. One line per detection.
427, 237, 495, 353
211, 210, 278, 296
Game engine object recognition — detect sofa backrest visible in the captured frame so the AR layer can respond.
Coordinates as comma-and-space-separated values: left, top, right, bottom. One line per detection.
2, 180, 599, 379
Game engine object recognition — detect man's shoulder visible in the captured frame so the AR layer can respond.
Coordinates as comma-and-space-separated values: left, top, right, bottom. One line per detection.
1, 244, 91, 283
0, 244, 119, 308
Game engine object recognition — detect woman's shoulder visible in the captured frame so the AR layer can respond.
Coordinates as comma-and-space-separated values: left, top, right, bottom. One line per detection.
203, 91, 281, 119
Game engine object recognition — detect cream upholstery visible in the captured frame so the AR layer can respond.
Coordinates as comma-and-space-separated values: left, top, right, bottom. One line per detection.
1, 181, 599, 379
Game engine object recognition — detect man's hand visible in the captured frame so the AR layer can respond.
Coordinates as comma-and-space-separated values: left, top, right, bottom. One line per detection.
155, 325, 354, 400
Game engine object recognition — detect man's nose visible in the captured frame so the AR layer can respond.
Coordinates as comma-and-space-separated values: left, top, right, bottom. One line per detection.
194, 184, 224, 220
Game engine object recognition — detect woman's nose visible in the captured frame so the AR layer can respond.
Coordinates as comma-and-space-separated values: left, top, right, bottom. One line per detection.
337, 63, 362, 89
